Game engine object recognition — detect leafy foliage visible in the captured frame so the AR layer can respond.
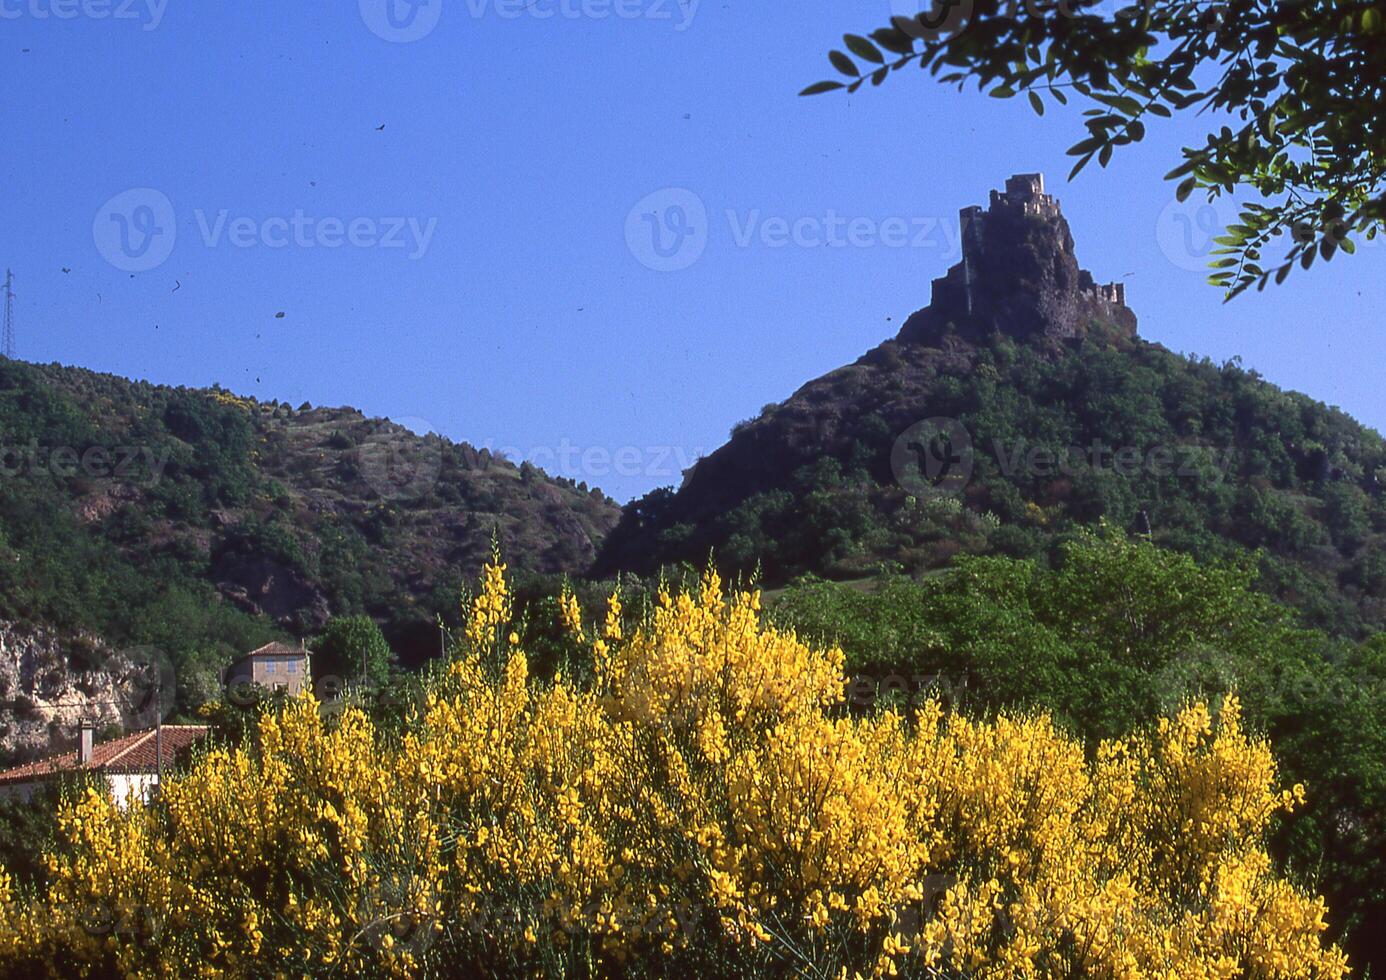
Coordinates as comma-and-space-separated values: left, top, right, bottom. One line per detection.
602, 332, 1386, 637
0, 560, 1349, 977
312, 615, 397, 689
0, 359, 619, 728
804, 2, 1386, 296
771, 529, 1386, 971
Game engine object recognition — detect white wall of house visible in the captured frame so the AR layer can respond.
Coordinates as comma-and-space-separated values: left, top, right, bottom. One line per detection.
0, 773, 160, 809
107, 774, 159, 808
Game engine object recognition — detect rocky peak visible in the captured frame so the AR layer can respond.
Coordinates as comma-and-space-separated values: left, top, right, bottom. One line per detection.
898, 173, 1138, 347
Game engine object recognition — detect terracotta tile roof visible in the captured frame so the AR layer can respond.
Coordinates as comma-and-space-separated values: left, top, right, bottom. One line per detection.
0, 726, 210, 786
245, 642, 307, 659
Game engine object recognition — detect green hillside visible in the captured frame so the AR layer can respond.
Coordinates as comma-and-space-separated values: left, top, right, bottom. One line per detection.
597, 177, 1386, 639
0, 358, 620, 680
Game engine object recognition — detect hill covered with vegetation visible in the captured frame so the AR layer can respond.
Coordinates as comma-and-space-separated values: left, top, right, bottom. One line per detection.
0, 357, 620, 698
597, 176, 1386, 638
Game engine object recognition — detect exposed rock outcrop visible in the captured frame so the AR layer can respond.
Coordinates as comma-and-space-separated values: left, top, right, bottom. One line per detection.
213, 553, 332, 629
0, 623, 162, 763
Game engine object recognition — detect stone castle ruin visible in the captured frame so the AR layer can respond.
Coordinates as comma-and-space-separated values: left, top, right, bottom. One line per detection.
901, 173, 1136, 346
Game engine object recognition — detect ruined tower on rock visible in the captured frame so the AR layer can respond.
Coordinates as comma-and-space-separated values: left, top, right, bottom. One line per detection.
898, 173, 1137, 346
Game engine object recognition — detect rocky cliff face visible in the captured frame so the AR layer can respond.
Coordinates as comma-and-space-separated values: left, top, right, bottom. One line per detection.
0, 622, 162, 763
897, 173, 1138, 347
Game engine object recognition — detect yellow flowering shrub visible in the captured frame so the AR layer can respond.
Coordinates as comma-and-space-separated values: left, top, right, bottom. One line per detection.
0, 559, 1350, 978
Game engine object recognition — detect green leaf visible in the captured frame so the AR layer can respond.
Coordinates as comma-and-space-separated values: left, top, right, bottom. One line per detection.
1067, 136, 1104, 156
871, 27, 916, 55
844, 34, 885, 64
800, 81, 847, 96
829, 51, 860, 78
990, 85, 1017, 98
1095, 94, 1144, 115
1176, 177, 1197, 202
1164, 157, 1200, 180
1029, 91, 1045, 115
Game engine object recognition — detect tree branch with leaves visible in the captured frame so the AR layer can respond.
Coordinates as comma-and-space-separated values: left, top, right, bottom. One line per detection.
803, 0, 1386, 297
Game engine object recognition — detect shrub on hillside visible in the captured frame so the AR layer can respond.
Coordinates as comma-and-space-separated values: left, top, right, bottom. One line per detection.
0, 559, 1348, 978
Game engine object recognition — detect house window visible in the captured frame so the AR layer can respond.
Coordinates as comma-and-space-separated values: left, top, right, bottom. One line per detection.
287, 660, 298, 673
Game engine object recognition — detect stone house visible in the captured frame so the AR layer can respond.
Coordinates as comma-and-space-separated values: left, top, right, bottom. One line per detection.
221, 640, 312, 697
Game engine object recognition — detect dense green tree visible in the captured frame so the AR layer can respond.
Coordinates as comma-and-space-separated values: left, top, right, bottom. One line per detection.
311, 615, 396, 689
0, 775, 103, 888
771, 529, 1386, 971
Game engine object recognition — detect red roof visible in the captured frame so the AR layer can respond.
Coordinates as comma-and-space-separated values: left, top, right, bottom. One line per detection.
0, 726, 210, 786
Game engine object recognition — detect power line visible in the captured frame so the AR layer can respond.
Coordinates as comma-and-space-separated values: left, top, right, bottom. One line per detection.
2, 269, 13, 360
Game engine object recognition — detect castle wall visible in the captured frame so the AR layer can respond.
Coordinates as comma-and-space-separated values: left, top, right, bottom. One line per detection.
905, 173, 1135, 346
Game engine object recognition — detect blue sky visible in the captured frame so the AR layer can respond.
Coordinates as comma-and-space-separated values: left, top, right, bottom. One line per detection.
2, 1, 1382, 502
